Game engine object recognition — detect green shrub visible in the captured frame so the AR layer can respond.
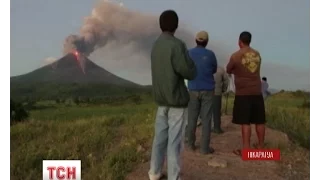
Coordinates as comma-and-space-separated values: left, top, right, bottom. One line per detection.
10, 99, 29, 125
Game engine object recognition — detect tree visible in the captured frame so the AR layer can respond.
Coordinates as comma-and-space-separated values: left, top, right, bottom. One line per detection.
60, 98, 66, 104
82, 97, 89, 104
73, 97, 80, 105
132, 95, 142, 105
10, 99, 29, 125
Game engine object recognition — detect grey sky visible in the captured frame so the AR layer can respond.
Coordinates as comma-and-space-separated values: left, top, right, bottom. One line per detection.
11, 0, 309, 90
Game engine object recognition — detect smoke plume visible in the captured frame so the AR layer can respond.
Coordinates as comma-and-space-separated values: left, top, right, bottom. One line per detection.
63, 0, 227, 57
62, 1, 228, 84
63, 1, 158, 56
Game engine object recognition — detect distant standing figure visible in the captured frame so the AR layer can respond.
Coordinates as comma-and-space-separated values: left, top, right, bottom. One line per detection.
226, 31, 266, 156
186, 30, 218, 154
261, 77, 270, 100
212, 66, 229, 134
149, 10, 197, 180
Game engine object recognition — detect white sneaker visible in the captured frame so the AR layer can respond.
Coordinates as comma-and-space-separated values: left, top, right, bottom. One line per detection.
148, 173, 161, 180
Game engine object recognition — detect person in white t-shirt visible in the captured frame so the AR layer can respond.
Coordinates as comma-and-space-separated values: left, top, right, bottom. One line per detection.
261, 77, 271, 100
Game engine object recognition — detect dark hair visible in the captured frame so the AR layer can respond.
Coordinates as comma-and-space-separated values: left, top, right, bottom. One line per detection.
196, 40, 208, 47
262, 77, 267, 81
159, 10, 179, 33
239, 31, 252, 45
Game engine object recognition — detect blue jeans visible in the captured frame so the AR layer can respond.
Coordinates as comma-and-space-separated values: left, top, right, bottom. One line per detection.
148, 106, 187, 180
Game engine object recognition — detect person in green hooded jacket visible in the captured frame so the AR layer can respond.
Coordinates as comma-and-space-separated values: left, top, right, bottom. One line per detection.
148, 10, 197, 180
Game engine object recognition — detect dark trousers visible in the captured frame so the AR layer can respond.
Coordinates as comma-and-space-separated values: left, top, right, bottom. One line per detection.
212, 95, 222, 130
232, 95, 266, 124
187, 91, 213, 153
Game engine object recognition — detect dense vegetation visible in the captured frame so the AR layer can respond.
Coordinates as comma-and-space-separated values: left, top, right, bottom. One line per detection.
10, 100, 29, 125
10, 82, 151, 102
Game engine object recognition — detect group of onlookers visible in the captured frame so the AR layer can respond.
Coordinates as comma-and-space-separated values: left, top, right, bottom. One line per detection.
148, 9, 270, 180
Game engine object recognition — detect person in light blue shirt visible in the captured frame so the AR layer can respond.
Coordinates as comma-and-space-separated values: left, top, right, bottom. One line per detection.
186, 31, 218, 154
261, 77, 270, 100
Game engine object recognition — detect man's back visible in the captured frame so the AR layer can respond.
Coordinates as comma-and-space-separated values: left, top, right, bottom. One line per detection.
149, 10, 197, 180
151, 33, 196, 107
187, 47, 217, 91
186, 31, 217, 154
227, 47, 262, 95
226, 31, 266, 154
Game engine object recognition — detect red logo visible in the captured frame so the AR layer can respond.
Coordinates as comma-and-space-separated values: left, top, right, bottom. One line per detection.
47, 166, 76, 179
43, 160, 81, 180
242, 149, 280, 160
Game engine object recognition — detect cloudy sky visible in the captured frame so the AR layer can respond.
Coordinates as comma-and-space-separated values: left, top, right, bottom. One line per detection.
11, 0, 309, 90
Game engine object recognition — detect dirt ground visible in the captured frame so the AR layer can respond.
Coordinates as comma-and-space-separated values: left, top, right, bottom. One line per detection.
126, 116, 309, 180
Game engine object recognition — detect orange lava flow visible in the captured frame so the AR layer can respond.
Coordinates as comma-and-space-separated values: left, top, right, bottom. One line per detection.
73, 51, 85, 74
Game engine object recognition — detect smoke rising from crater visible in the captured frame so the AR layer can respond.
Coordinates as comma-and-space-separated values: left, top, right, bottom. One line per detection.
63, 1, 228, 60
60, 0, 310, 91
61, 0, 230, 85
63, 1, 159, 56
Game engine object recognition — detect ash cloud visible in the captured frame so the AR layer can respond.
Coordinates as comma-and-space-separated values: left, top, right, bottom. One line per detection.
63, 1, 159, 56
62, 0, 228, 84
63, 0, 228, 60
62, 0, 309, 90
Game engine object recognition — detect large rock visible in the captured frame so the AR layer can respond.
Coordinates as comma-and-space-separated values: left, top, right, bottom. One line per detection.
208, 157, 228, 168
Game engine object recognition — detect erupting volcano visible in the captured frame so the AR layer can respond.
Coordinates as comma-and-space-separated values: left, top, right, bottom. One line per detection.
10, 53, 142, 88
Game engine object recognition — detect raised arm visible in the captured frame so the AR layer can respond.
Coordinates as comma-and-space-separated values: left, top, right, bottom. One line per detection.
226, 55, 235, 74
172, 41, 197, 80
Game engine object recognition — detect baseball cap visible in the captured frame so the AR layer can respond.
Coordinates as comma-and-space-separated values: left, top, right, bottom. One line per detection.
196, 31, 209, 42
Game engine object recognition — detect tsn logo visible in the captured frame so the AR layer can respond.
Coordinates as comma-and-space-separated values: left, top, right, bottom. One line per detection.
43, 160, 81, 180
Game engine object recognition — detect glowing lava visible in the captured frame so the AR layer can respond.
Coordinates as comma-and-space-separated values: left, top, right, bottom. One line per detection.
73, 51, 86, 74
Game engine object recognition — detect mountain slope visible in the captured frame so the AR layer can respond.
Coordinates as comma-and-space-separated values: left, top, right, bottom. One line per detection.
10, 53, 141, 87
10, 53, 151, 100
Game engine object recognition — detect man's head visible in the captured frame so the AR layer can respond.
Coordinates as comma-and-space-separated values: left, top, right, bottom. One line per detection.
238, 31, 252, 48
262, 77, 267, 82
195, 31, 209, 47
159, 10, 179, 34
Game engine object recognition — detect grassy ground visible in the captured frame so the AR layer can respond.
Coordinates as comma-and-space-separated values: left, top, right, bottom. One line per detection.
10, 93, 309, 180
